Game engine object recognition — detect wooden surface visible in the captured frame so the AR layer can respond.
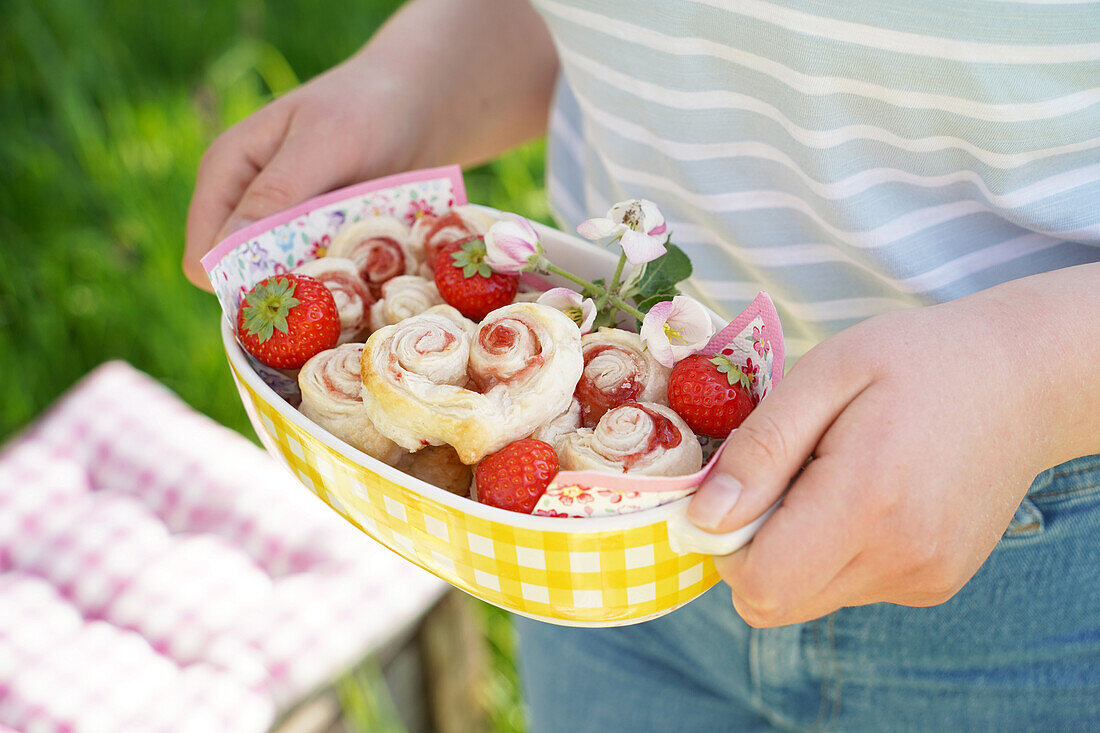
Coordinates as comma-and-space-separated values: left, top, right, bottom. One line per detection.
272, 590, 489, 733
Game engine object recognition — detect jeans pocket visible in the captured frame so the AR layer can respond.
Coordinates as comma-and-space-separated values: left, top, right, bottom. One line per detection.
1028, 453, 1100, 503
1003, 496, 1044, 538
1002, 455, 1100, 542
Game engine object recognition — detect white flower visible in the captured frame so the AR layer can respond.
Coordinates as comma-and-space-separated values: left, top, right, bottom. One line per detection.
640, 295, 715, 367
537, 287, 597, 335
576, 198, 668, 265
484, 214, 542, 275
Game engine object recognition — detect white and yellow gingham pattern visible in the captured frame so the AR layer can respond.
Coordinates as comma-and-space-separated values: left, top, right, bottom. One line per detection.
231, 363, 720, 626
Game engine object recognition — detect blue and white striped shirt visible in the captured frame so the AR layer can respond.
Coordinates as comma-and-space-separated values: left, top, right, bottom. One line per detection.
532, 0, 1100, 358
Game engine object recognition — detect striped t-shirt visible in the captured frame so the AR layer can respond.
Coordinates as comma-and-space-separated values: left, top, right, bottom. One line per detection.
531, 0, 1100, 358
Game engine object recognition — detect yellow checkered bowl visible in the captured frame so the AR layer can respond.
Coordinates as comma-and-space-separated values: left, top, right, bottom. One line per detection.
218, 200, 749, 626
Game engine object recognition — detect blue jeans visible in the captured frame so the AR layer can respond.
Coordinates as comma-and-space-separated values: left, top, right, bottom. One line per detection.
515, 455, 1100, 732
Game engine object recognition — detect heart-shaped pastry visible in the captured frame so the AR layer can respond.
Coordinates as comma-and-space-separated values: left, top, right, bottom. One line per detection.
557, 401, 702, 476
360, 302, 583, 464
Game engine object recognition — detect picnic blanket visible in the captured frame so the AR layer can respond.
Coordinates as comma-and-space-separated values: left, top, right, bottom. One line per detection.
0, 362, 445, 732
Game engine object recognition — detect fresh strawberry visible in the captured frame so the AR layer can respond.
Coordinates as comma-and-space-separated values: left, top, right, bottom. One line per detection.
434, 237, 519, 321
236, 274, 340, 369
667, 353, 756, 439
475, 439, 559, 514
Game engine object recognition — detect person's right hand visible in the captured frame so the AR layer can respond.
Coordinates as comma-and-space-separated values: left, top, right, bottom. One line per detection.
183, 57, 420, 289
182, 0, 559, 290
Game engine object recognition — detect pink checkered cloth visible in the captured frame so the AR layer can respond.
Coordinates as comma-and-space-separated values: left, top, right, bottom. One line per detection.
0, 362, 445, 732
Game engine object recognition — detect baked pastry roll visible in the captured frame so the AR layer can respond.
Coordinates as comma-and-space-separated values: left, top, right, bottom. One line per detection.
360, 303, 583, 464
298, 343, 403, 463
293, 257, 374, 344
575, 328, 671, 426
409, 205, 497, 277
531, 398, 582, 452
369, 275, 444, 332
396, 445, 472, 497
558, 402, 702, 476
328, 215, 416, 299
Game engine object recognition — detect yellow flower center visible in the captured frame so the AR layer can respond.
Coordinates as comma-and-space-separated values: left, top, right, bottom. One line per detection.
561, 485, 584, 498
565, 306, 584, 326
664, 322, 687, 344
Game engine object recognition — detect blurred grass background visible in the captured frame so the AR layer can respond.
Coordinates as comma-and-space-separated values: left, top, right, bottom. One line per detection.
0, 0, 547, 730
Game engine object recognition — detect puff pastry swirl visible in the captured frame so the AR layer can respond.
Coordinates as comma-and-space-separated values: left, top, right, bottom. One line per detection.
360, 303, 583, 464
574, 328, 671, 426
369, 275, 444, 332
298, 343, 403, 463
328, 215, 416, 298
557, 402, 702, 476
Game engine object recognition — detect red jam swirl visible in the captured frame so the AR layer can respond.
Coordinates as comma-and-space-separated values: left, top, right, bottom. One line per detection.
353, 237, 405, 298
617, 402, 682, 470
422, 211, 474, 269
320, 271, 374, 327
414, 330, 456, 356
321, 353, 361, 399
472, 321, 544, 391
574, 345, 643, 427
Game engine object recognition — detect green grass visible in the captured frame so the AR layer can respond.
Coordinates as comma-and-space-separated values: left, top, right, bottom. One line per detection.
1, 1, 538, 729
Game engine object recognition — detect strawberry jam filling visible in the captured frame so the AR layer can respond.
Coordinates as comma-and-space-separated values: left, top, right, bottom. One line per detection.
473, 321, 544, 391
617, 403, 682, 470
320, 271, 374, 323
353, 238, 405, 298
414, 330, 456, 355
575, 345, 643, 427
423, 211, 475, 269
321, 357, 360, 400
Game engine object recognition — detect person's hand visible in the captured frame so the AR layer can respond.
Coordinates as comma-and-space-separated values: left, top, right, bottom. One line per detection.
182, 0, 559, 291
183, 58, 419, 289
687, 284, 1087, 628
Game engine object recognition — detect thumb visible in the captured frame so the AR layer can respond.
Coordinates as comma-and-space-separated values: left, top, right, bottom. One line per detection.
212, 117, 366, 247
687, 345, 868, 533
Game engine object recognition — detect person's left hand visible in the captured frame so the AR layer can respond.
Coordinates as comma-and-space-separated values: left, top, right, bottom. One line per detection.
686, 287, 1075, 628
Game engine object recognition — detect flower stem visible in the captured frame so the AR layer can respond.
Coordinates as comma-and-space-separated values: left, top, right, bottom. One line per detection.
607, 251, 627, 297
543, 262, 602, 296
610, 296, 646, 322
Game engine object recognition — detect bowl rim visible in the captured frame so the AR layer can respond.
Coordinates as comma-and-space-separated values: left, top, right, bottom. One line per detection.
221, 209, 721, 534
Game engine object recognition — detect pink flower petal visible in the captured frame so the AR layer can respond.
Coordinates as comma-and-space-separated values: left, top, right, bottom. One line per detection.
619, 230, 666, 265
576, 217, 620, 240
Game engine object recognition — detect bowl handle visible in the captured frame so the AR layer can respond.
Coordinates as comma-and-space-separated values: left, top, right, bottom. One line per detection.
666, 498, 781, 556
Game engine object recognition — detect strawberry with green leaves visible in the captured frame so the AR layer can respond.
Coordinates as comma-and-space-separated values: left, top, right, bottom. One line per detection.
237, 274, 340, 369
667, 353, 756, 439
433, 237, 519, 321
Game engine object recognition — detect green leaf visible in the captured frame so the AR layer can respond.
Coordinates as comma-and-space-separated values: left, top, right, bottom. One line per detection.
711, 356, 753, 389
629, 242, 691, 301
633, 288, 679, 313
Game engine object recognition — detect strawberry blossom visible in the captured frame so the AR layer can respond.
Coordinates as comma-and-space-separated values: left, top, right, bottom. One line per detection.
640, 295, 715, 367
484, 214, 543, 275
576, 199, 668, 265
537, 287, 597, 334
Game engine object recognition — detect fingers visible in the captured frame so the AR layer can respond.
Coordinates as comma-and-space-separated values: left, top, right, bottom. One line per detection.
214, 113, 365, 243
714, 455, 865, 625
688, 343, 871, 533
184, 104, 291, 289
183, 100, 369, 290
